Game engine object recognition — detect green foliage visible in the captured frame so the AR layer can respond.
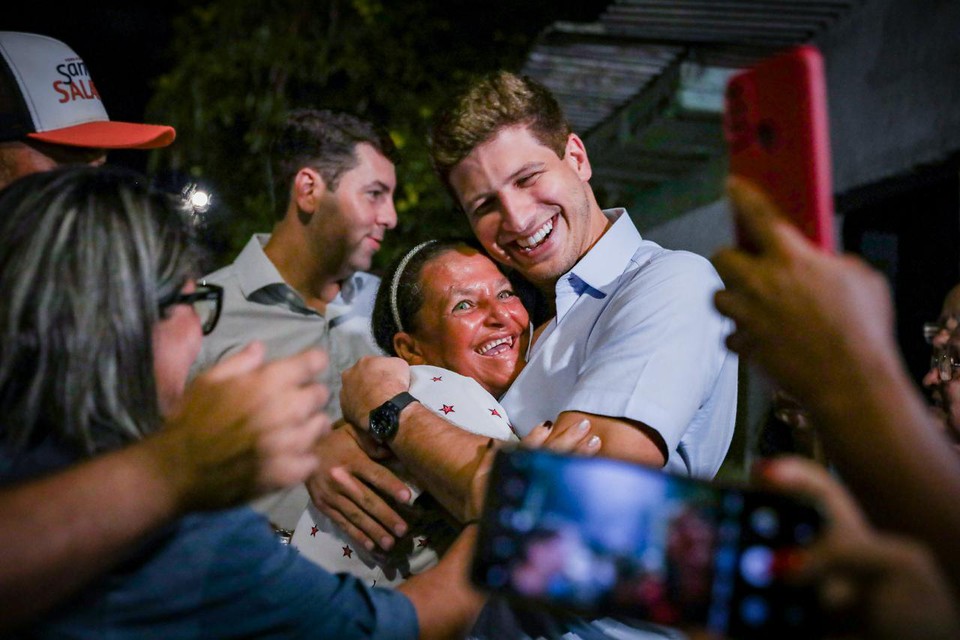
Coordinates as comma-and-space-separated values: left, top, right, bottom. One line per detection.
147, 0, 608, 269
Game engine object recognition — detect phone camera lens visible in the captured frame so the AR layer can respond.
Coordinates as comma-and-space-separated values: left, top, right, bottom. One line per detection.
740, 545, 774, 587
739, 595, 770, 627
750, 507, 780, 539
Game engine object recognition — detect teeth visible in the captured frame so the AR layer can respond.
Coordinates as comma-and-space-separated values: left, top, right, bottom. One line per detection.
516, 218, 554, 249
477, 336, 513, 355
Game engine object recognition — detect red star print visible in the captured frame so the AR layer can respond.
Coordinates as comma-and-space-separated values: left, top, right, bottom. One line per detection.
489, 408, 501, 418
431, 376, 442, 382
310, 525, 319, 537
417, 537, 429, 548
342, 545, 354, 558
441, 404, 455, 414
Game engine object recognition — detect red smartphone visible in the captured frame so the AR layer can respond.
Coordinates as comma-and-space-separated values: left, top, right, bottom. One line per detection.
724, 45, 835, 252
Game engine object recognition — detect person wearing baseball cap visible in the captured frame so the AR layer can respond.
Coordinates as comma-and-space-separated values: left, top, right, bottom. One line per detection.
0, 31, 175, 189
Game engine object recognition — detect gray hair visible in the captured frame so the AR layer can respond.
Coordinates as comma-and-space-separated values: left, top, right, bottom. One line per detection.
0, 166, 199, 455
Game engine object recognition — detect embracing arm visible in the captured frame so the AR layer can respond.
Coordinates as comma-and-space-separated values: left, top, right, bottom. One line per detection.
340, 356, 601, 524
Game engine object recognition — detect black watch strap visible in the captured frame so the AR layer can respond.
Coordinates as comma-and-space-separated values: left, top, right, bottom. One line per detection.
369, 392, 418, 443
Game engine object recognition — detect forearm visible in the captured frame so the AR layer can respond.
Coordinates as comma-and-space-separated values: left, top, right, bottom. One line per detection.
0, 436, 182, 630
391, 404, 492, 522
398, 524, 485, 640
806, 348, 960, 593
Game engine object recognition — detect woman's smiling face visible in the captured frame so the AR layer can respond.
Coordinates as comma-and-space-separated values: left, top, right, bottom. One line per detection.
396, 247, 529, 398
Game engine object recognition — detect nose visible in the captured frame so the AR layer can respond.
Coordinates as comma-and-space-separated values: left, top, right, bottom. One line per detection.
380, 199, 398, 230
499, 190, 536, 235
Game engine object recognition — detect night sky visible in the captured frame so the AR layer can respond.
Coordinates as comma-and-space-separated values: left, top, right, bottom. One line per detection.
5, 1, 612, 174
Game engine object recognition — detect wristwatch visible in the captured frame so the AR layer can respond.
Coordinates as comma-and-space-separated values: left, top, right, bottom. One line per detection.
368, 392, 418, 443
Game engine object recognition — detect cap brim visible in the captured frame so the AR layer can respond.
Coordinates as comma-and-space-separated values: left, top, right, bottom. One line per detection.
27, 120, 176, 149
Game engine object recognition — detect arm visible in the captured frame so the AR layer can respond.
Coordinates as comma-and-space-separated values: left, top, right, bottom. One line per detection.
0, 342, 329, 630
340, 356, 601, 524
545, 410, 665, 467
398, 524, 486, 640
713, 176, 960, 595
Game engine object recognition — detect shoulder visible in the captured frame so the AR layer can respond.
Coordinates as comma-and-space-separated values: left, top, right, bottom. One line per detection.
610, 247, 721, 305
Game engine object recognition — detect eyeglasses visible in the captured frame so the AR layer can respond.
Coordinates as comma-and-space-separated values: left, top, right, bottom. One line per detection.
159, 282, 223, 335
931, 347, 960, 382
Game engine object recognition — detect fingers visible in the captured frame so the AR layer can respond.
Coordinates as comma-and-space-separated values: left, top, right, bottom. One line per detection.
540, 419, 602, 455
356, 460, 412, 505
520, 420, 553, 448
198, 341, 266, 381
255, 413, 330, 490
314, 466, 406, 551
726, 176, 788, 255
753, 456, 868, 535
259, 348, 328, 388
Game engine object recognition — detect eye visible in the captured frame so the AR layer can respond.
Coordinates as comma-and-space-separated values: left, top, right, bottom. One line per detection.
471, 198, 495, 218
497, 289, 516, 300
452, 300, 473, 312
517, 172, 542, 187
366, 188, 387, 202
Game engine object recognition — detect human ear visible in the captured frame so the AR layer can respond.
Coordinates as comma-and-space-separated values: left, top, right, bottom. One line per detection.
293, 167, 326, 214
394, 332, 427, 366
564, 133, 592, 182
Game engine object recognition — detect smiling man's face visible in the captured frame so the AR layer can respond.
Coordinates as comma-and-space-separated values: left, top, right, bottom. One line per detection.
448, 125, 606, 290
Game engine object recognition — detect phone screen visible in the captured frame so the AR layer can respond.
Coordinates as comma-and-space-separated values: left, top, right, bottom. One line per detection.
472, 449, 823, 638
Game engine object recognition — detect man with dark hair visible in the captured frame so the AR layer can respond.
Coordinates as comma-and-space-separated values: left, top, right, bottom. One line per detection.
192, 108, 404, 532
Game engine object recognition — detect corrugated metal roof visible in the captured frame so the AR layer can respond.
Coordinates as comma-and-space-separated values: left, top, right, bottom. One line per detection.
521, 0, 861, 196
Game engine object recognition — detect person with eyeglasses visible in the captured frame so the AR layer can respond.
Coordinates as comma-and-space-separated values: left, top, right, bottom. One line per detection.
0, 32, 336, 631
0, 166, 494, 638
921, 283, 960, 447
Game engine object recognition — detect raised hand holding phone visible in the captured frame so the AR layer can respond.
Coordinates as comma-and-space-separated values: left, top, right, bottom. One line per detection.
724, 45, 835, 253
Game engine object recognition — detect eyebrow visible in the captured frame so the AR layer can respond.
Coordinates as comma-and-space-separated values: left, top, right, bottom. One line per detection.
444, 277, 513, 299
363, 180, 393, 192
464, 162, 546, 211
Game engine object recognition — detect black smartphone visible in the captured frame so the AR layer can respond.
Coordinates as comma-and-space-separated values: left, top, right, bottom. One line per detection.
471, 449, 824, 639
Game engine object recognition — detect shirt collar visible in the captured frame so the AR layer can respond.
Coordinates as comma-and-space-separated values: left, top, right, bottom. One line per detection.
554, 209, 642, 322
232, 233, 368, 307
233, 234, 288, 298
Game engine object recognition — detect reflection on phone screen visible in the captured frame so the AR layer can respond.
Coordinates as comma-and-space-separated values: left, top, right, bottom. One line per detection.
473, 450, 821, 638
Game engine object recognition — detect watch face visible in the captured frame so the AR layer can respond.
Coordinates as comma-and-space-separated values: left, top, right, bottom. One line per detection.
370, 402, 399, 442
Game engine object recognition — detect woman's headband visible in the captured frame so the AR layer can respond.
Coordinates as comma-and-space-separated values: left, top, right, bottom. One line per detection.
390, 240, 437, 335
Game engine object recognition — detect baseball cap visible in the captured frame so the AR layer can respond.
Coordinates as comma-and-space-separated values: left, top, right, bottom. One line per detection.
0, 31, 175, 149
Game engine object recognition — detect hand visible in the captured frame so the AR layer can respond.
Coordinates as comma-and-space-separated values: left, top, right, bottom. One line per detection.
340, 355, 410, 431
306, 425, 413, 552
712, 177, 898, 403
463, 420, 603, 523
151, 342, 331, 512
754, 456, 960, 640
521, 419, 602, 455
